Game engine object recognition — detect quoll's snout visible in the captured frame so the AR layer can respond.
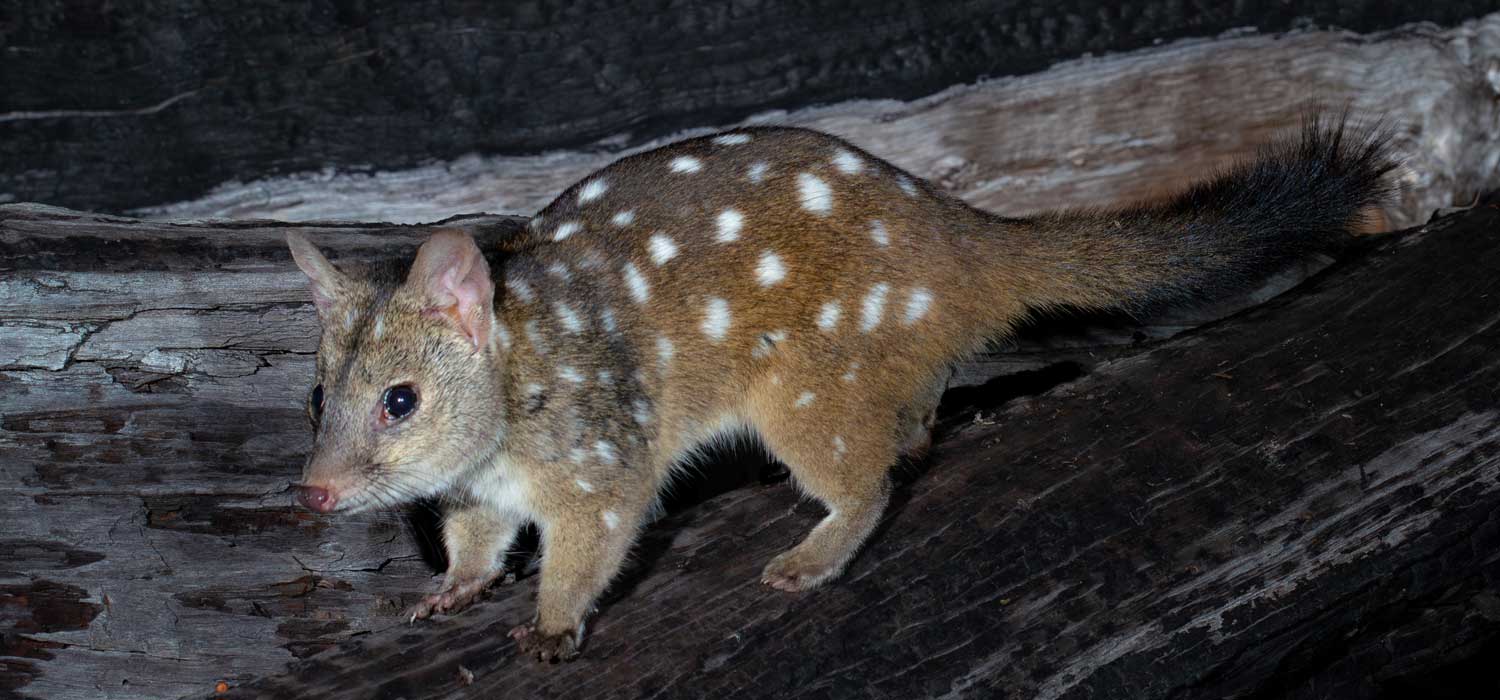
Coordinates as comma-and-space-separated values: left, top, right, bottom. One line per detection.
296, 484, 337, 513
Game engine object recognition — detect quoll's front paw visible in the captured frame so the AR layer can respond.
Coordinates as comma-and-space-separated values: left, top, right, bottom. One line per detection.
405, 574, 501, 623
761, 547, 841, 592
509, 623, 581, 663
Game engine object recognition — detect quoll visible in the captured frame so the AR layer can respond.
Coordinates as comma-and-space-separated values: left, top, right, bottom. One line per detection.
287, 120, 1394, 661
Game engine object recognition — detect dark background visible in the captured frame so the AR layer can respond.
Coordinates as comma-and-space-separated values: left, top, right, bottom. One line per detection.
2, 0, 1497, 215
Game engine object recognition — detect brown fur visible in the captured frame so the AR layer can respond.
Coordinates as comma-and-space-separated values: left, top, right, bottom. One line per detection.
288, 123, 1393, 661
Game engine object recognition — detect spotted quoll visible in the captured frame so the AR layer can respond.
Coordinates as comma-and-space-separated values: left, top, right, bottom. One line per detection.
287, 119, 1394, 661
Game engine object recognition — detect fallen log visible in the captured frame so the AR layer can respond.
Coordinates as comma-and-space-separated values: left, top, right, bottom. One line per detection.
2, 192, 1497, 699
4, 2, 1495, 216
135, 14, 1500, 231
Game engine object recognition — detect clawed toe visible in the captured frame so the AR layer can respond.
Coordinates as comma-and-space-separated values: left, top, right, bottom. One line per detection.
760, 550, 839, 592
510, 623, 580, 663
405, 576, 497, 622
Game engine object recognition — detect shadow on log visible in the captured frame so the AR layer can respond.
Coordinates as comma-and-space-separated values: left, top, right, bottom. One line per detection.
2, 195, 1498, 698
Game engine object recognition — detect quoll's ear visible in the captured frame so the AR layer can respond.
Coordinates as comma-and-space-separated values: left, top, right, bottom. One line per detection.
407, 229, 494, 351
286, 232, 347, 319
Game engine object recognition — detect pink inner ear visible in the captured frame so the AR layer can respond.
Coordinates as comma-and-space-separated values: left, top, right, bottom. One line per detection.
444, 264, 485, 312
413, 231, 494, 350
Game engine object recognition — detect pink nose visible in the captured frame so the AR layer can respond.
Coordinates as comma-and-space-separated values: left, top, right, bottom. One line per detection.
296, 485, 337, 513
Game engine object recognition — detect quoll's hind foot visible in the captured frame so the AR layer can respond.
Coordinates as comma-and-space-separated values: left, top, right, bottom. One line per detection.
509, 623, 581, 663
760, 545, 845, 592
405, 572, 505, 622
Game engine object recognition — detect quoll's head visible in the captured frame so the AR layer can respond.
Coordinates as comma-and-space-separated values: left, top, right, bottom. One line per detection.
287, 229, 504, 514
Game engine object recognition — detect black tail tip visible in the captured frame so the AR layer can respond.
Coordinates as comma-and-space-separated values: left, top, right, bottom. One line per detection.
1270, 109, 1402, 219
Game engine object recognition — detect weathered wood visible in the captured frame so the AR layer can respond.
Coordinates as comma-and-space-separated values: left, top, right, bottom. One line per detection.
3, 194, 1498, 699
4, 1, 1496, 214
0, 208, 515, 700
135, 14, 1500, 230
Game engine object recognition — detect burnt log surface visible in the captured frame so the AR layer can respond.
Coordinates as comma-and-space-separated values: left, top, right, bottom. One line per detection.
2, 0, 1498, 214
0, 196, 1497, 699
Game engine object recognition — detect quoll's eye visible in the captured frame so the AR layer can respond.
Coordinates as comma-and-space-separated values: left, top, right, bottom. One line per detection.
308, 384, 325, 425
382, 384, 419, 422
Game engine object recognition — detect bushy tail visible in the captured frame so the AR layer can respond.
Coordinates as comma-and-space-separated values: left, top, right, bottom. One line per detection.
1004, 115, 1399, 314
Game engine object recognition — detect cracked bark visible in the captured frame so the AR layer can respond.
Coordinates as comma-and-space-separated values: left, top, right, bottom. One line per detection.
3, 188, 1499, 700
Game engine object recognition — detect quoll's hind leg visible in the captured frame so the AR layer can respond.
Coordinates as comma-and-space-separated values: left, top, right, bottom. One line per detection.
406, 503, 521, 621
897, 374, 947, 461
753, 408, 897, 592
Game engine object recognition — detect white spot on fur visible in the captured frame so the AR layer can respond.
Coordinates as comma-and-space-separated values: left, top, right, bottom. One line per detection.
506, 278, 535, 303
870, 220, 890, 246
528, 214, 544, 230
569, 447, 586, 464
756, 251, 786, 286
713, 133, 752, 146
342, 309, 354, 331
860, 283, 890, 332
372, 314, 385, 340
524, 382, 545, 397
579, 179, 608, 204
494, 322, 512, 350
548, 262, 572, 281
657, 335, 675, 365
833, 436, 847, 457
716, 209, 743, 243
770, 374, 782, 386
632, 399, 652, 425
623, 263, 649, 304
670, 156, 702, 173
648, 233, 678, 266
798, 173, 832, 215
597, 370, 613, 385
610, 210, 635, 227
602, 510, 620, 530
553, 220, 581, 241
701, 297, 731, 341
794, 391, 816, 408
816, 301, 842, 331
833, 148, 864, 174
575, 479, 595, 493
558, 366, 584, 383
903, 288, 933, 325
524, 320, 547, 354
594, 441, 618, 464
601, 307, 618, 333
555, 303, 583, 333
897, 175, 917, 197
842, 361, 860, 383
747, 161, 769, 183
